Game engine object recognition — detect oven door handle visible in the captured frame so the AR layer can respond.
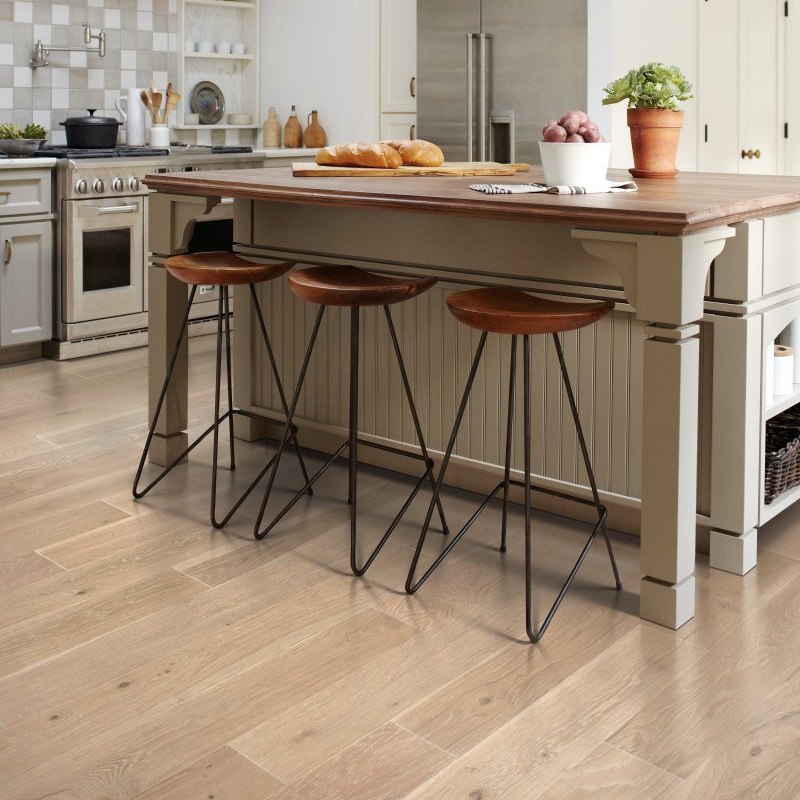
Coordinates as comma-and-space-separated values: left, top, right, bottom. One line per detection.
83, 204, 139, 215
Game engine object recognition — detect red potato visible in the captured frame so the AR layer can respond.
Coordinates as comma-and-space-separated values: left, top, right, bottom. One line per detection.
541, 119, 559, 136
542, 124, 567, 142
565, 133, 584, 143
559, 110, 589, 134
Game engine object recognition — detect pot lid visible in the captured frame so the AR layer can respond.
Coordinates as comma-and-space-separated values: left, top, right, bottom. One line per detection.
60, 109, 119, 126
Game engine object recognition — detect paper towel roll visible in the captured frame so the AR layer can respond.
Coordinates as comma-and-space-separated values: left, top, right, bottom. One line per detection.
774, 344, 794, 396
783, 318, 800, 382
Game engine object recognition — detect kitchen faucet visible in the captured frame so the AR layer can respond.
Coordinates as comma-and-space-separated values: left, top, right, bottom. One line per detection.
29, 22, 106, 69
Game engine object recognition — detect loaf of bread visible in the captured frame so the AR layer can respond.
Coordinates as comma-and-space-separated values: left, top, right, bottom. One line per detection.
315, 142, 403, 169
381, 139, 445, 167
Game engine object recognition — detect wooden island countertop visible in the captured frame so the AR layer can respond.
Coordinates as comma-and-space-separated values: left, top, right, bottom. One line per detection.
143, 165, 800, 235
145, 165, 800, 633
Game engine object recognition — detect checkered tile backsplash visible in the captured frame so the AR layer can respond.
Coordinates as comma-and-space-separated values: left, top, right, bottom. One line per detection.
1, 0, 178, 145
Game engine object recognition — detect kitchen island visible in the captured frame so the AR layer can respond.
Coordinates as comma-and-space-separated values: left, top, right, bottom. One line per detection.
144, 165, 800, 630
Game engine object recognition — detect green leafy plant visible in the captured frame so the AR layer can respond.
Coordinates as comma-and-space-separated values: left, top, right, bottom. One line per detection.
0, 123, 47, 139
602, 62, 693, 110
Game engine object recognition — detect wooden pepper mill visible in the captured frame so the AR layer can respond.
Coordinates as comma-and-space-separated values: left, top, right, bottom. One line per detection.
283, 105, 303, 148
303, 110, 327, 148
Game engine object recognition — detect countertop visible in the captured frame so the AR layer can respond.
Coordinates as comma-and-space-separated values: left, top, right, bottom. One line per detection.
142, 165, 800, 235
0, 157, 56, 168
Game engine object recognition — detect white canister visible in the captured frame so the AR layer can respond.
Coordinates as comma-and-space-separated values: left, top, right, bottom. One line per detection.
149, 124, 170, 148
115, 87, 146, 147
773, 344, 794, 396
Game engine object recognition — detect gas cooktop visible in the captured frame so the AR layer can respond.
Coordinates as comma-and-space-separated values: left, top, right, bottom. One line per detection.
33, 145, 254, 160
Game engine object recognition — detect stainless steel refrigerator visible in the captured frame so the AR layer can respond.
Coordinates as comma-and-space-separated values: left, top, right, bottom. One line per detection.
417, 0, 590, 165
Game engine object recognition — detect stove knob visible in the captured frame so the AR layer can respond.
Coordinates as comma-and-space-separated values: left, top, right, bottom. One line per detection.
111, 177, 125, 193
128, 177, 140, 192
75, 179, 88, 195
92, 178, 105, 194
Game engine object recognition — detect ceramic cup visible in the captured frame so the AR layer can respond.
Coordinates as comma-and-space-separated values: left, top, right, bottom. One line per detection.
231, 43, 245, 54
215, 42, 231, 54
184, 113, 200, 125
149, 124, 170, 148
227, 113, 252, 125
197, 41, 213, 53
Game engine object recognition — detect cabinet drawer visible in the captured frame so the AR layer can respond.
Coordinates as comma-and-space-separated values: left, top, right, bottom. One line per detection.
0, 169, 52, 217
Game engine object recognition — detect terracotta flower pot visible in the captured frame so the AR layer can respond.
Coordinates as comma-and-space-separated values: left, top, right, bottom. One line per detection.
627, 108, 684, 178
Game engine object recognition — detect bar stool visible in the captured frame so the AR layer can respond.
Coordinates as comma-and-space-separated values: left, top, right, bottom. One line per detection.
253, 264, 448, 576
133, 251, 311, 528
405, 287, 623, 642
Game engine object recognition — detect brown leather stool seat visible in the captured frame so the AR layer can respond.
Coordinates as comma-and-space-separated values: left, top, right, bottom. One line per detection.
406, 286, 622, 643
253, 264, 448, 576
133, 251, 310, 528
288, 264, 436, 307
447, 287, 615, 335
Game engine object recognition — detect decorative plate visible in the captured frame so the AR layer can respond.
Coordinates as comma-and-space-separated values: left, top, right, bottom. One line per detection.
189, 81, 225, 125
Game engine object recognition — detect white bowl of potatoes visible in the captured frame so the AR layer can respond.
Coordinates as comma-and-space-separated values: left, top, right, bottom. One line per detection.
539, 111, 610, 186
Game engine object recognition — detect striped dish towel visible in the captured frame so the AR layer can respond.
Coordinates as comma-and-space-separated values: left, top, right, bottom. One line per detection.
470, 180, 638, 195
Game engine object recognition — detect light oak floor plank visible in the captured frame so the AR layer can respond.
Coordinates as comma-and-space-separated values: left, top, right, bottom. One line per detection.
130, 746, 284, 800
1, 341, 799, 799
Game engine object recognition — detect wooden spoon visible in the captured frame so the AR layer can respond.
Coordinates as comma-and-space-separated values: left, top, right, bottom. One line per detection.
163, 91, 181, 124
150, 92, 163, 124
140, 89, 155, 121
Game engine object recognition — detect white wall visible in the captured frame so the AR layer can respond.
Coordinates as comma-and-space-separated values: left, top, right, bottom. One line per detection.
609, 0, 699, 170
259, 0, 380, 146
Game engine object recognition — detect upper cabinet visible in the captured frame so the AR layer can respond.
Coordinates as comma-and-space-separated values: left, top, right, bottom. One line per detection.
380, 0, 417, 114
177, 0, 260, 133
698, 0, 782, 174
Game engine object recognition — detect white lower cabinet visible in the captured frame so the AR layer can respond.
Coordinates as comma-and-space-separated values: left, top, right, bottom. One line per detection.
379, 113, 416, 142
0, 220, 53, 346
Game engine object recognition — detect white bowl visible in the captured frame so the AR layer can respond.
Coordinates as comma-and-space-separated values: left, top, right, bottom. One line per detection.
197, 41, 213, 53
184, 113, 200, 125
538, 141, 611, 186
215, 42, 231, 54
227, 113, 252, 125
231, 43, 246, 54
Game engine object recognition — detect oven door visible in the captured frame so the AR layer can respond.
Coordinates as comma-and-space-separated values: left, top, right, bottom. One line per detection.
63, 196, 145, 323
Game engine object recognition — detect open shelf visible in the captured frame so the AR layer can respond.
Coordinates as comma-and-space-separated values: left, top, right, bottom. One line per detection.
761, 479, 800, 523
765, 387, 800, 420
174, 124, 259, 130
185, 0, 255, 8
185, 52, 254, 60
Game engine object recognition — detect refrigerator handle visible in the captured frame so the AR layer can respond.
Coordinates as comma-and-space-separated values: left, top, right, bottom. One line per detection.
466, 33, 475, 161
479, 33, 489, 162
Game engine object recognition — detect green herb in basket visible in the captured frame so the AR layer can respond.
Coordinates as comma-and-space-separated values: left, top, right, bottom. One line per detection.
22, 123, 46, 139
0, 123, 22, 140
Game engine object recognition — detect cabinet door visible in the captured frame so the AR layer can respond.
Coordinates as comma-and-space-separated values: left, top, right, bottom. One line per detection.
698, 0, 781, 174
380, 113, 417, 141
738, 0, 780, 174
380, 0, 417, 113
0, 221, 52, 346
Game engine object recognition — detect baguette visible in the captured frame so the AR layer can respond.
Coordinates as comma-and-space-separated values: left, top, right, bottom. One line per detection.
381, 138, 445, 167
315, 142, 403, 169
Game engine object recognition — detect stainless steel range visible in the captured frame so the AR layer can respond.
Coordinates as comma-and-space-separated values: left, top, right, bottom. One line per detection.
39, 145, 265, 360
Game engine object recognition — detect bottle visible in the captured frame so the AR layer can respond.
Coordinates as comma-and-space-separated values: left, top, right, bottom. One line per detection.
263, 106, 281, 148
283, 105, 302, 148
303, 110, 327, 148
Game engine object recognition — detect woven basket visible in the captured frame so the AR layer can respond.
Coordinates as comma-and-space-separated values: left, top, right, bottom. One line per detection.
764, 406, 800, 504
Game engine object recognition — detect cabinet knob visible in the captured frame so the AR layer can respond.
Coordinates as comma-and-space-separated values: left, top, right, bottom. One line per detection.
409, 76, 416, 98
741, 149, 762, 159
410, 124, 415, 140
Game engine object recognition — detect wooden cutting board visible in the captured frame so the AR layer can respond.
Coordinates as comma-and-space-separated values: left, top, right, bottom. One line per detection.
291, 161, 529, 177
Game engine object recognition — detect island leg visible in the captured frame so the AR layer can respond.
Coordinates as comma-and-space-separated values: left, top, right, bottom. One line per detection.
575, 227, 734, 628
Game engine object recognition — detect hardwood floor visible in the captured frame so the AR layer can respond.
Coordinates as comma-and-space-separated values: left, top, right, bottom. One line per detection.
1, 338, 799, 799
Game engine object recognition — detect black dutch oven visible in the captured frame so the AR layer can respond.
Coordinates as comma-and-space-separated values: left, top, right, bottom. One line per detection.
60, 109, 120, 148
